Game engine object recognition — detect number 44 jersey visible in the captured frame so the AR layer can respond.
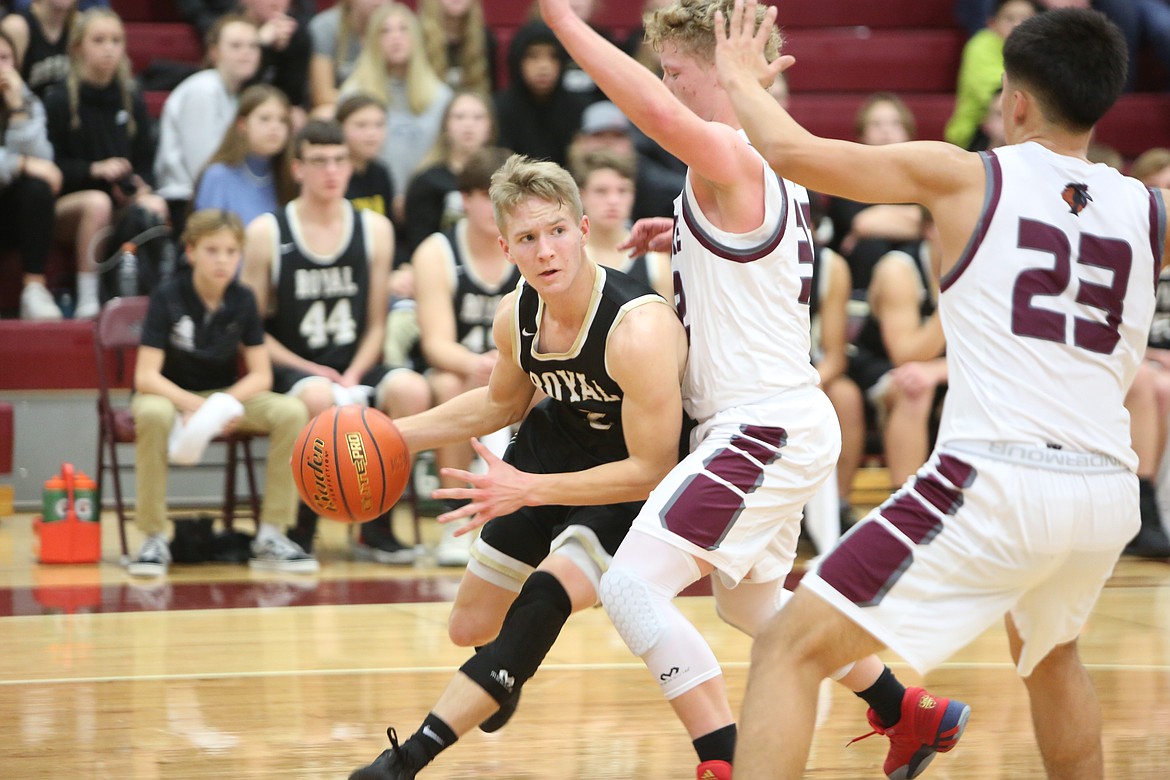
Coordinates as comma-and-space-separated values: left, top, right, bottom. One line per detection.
938, 141, 1164, 469
266, 202, 373, 373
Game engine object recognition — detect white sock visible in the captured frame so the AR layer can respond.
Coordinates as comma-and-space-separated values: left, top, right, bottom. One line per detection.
76, 272, 100, 307
168, 393, 244, 465
256, 523, 281, 543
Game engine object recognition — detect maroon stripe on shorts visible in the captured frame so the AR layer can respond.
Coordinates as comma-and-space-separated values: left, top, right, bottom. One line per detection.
817, 521, 913, 608
912, 473, 964, 516
878, 491, 945, 545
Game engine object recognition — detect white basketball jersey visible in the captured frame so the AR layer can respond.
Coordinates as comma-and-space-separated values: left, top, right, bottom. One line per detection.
938, 141, 1165, 470
672, 138, 819, 422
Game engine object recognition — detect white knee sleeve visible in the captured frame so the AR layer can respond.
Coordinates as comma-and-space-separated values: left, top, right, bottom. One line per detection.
600, 532, 724, 700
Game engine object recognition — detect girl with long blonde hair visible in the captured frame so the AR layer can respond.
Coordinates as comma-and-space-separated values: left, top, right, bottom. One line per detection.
307, 0, 387, 115
43, 6, 164, 319
416, 0, 497, 94
341, 2, 452, 220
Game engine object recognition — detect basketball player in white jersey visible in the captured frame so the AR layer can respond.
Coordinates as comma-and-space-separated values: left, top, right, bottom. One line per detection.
717, 4, 1164, 778
538, 1, 965, 778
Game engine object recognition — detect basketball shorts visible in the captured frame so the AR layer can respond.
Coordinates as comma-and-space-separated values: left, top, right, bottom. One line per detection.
802, 441, 1139, 676
630, 383, 840, 588
847, 347, 894, 402
471, 399, 642, 589
274, 364, 396, 408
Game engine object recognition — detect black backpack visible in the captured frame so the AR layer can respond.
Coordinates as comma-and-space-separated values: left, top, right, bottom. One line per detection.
99, 205, 180, 303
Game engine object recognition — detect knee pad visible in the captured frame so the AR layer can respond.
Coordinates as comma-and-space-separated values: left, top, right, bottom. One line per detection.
459, 571, 573, 704
600, 567, 666, 657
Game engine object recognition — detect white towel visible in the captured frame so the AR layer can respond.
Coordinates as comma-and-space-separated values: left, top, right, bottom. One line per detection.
168, 393, 245, 465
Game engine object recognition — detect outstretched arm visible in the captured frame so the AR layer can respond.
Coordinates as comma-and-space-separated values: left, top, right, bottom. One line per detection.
538, 0, 755, 190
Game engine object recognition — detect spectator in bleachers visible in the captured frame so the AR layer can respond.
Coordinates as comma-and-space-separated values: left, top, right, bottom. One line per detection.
571, 146, 671, 299
494, 21, 583, 167
825, 93, 926, 293
967, 88, 1005, 152
402, 88, 493, 258
0, 25, 62, 320
237, 0, 312, 116
1132, 146, 1170, 186
155, 15, 261, 222
417, 0, 497, 94
193, 83, 296, 227
308, 0, 386, 116
1088, 140, 1125, 169
845, 212, 946, 491
340, 2, 451, 223
10, 0, 102, 10
44, 6, 164, 320
1, 0, 75, 99
945, 0, 1038, 151
626, 0, 671, 76
526, 0, 615, 103
176, 0, 316, 41
567, 99, 682, 220
127, 208, 311, 578
337, 90, 392, 218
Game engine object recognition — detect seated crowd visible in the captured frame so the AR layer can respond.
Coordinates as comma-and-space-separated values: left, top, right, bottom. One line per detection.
2, 0, 1168, 571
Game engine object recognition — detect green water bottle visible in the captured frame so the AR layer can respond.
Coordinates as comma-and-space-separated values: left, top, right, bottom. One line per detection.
73, 469, 99, 523
42, 472, 68, 523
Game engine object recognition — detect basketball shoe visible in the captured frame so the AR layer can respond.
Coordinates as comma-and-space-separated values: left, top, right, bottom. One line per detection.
349, 728, 418, 780
851, 687, 970, 779
695, 760, 732, 780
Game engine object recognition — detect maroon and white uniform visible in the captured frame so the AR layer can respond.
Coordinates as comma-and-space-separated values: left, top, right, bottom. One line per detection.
805, 141, 1165, 676
631, 136, 838, 590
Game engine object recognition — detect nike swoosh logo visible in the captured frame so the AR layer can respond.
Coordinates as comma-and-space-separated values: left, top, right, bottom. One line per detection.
421, 724, 446, 746
521, 328, 536, 337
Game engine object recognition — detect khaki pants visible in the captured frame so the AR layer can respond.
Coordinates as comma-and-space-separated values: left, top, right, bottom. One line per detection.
131, 391, 309, 534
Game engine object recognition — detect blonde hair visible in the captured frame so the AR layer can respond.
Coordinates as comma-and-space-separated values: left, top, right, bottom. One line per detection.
490, 154, 583, 232
1130, 148, 1170, 185
854, 92, 917, 141
417, 0, 490, 94
644, 0, 781, 64
182, 209, 246, 248
196, 84, 297, 206
65, 8, 136, 136
416, 89, 496, 171
342, 3, 445, 115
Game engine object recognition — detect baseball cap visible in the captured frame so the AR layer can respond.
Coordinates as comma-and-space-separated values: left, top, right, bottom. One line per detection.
580, 101, 630, 136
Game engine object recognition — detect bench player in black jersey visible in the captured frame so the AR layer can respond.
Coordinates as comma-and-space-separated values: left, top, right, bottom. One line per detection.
411, 146, 521, 567
242, 119, 422, 565
348, 154, 689, 779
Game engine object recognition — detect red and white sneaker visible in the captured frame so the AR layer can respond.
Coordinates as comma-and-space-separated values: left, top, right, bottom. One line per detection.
851, 686, 971, 779
695, 759, 732, 780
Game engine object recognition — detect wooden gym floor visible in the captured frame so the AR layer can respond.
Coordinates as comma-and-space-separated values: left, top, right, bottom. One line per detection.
0, 504, 1168, 779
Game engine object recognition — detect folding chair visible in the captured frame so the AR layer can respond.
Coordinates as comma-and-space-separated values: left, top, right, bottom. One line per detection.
93, 296, 262, 558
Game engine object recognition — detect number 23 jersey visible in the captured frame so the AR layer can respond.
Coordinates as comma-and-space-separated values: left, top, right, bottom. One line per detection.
938, 141, 1165, 468
265, 202, 374, 373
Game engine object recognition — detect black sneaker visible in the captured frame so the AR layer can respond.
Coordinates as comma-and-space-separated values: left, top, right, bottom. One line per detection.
286, 524, 315, 556
354, 516, 415, 565
479, 688, 521, 733
1124, 481, 1170, 559
127, 534, 171, 578
350, 728, 417, 780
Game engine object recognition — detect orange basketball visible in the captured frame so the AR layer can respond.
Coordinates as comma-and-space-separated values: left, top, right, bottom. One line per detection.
291, 406, 411, 523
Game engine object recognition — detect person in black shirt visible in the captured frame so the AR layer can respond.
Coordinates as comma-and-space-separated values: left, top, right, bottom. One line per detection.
129, 209, 311, 578
1, 0, 73, 99
348, 154, 688, 780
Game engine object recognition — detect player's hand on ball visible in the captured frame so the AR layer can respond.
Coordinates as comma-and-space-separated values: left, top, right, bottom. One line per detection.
433, 438, 532, 536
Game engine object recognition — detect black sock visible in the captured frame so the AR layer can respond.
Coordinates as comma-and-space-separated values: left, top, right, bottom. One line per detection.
692, 723, 737, 763
855, 666, 906, 728
404, 713, 458, 768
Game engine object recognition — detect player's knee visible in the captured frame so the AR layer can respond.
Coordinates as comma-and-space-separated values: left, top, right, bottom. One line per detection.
380, 370, 430, 417
448, 605, 498, 647
429, 370, 463, 404
297, 385, 334, 417
133, 396, 174, 432
599, 566, 664, 657
271, 397, 310, 430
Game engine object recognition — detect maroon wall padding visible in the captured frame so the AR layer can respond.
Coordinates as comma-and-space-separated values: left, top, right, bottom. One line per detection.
0, 402, 12, 474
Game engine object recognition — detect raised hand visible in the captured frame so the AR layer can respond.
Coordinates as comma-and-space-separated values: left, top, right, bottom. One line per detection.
714, 0, 793, 91
433, 437, 532, 536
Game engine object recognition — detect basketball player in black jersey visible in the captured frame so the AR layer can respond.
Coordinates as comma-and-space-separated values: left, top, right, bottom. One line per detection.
412, 146, 520, 567
242, 119, 422, 566
571, 147, 673, 300
348, 155, 689, 779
